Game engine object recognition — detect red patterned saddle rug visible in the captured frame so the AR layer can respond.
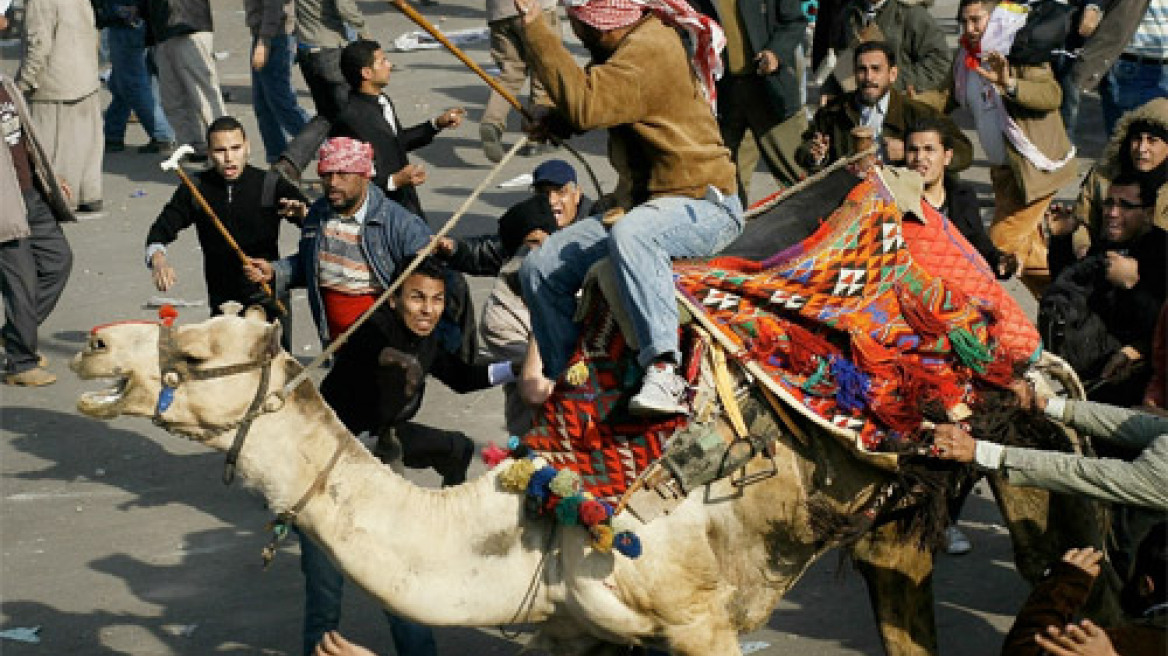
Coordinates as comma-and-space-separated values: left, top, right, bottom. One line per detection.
676, 173, 1038, 451
522, 301, 696, 504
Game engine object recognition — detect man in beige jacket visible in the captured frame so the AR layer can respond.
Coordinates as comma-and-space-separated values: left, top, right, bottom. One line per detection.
16, 0, 103, 214
918, 0, 1077, 295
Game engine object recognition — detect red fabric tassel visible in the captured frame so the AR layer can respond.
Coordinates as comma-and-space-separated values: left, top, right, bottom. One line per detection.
707, 256, 763, 273
782, 320, 839, 375
896, 285, 949, 342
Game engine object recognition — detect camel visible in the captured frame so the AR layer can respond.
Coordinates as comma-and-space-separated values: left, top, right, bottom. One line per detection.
71, 305, 1106, 655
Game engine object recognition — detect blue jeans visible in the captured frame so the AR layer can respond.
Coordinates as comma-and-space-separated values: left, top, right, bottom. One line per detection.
253, 34, 310, 163
297, 529, 437, 656
520, 189, 744, 378
103, 24, 174, 143
1099, 58, 1168, 135
1053, 52, 1082, 136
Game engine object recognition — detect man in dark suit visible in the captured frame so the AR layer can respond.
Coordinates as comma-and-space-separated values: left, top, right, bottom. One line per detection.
331, 39, 465, 220
689, 0, 808, 200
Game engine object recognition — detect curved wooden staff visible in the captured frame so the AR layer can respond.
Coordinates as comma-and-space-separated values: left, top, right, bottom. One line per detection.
389, 0, 605, 199
161, 146, 287, 315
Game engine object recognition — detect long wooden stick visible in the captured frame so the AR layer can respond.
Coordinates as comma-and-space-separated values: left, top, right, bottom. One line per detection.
171, 166, 287, 316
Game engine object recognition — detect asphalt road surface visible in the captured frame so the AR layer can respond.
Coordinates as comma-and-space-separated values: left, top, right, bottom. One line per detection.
1, 0, 1109, 653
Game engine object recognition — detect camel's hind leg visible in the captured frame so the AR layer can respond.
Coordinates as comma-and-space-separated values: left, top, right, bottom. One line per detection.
852, 521, 937, 656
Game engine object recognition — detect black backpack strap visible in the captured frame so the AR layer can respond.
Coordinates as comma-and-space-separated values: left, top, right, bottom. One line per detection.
261, 169, 280, 209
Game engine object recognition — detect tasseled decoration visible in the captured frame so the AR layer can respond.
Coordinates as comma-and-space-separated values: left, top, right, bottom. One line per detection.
527, 466, 559, 501
830, 355, 870, 413
613, 531, 642, 558
869, 399, 924, 434
507, 435, 521, 450
948, 328, 993, 373
610, 513, 639, 534
707, 256, 763, 273
159, 304, 179, 326
590, 524, 615, 553
578, 499, 612, 527
800, 358, 831, 394
481, 442, 510, 469
782, 321, 839, 375
848, 329, 900, 380
899, 361, 965, 410
549, 469, 582, 498
555, 495, 583, 525
499, 459, 537, 493
976, 352, 1017, 388
896, 284, 949, 342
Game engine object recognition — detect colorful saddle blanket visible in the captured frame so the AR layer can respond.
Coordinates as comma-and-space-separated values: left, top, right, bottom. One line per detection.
524, 171, 1041, 500
677, 173, 1039, 450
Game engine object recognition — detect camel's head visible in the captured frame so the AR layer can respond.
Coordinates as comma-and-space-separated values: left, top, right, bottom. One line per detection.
72, 304, 286, 440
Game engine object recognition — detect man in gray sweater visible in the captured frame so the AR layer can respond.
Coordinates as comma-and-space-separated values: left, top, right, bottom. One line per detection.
932, 382, 1168, 511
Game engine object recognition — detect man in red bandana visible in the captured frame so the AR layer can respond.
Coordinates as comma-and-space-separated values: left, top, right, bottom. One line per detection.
514, 0, 744, 416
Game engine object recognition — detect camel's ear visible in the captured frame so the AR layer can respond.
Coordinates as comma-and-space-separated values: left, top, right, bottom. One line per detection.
219, 301, 244, 317
244, 305, 268, 322
174, 325, 215, 361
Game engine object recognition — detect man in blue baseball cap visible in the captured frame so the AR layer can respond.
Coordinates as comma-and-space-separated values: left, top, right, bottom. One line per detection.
532, 158, 583, 228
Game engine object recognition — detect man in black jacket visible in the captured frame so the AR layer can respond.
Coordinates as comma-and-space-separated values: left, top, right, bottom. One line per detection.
905, 119, 1017, 279
330, 39, 465, 220
690, 0, 808, 199
145, 116, 305, 343
1045, 174, 1168, 406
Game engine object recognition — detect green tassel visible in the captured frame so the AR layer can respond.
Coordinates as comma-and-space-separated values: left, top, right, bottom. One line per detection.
801, 357, 830, 392
556, 495, 584, 526
948, 328, 993, 373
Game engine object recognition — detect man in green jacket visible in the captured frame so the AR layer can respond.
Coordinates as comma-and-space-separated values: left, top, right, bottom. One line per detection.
931, 382, 1168, 511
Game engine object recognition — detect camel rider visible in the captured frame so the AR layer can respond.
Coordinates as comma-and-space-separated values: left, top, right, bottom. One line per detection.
514, 0, 744, 416
244, 137, 504, 656
146, 116, 305, 347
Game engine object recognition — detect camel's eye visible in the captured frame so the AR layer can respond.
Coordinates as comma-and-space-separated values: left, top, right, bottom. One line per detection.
88, 335, 107, 352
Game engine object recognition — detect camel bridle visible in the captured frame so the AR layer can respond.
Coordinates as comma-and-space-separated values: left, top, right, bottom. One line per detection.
152, 320, 282, 485
149, 317, 352, 567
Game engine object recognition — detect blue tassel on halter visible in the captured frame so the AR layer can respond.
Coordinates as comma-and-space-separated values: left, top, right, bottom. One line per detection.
830, 355, 870, 413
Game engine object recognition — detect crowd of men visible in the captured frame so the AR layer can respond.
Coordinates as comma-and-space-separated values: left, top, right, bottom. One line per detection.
1, 0, 1166, 653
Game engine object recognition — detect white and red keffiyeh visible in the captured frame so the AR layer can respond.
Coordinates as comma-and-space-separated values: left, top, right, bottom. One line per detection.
317, 137, 376, 178
564, 0, 726, 112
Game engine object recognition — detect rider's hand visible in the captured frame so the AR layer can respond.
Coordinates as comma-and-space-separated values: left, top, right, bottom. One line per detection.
392, 164, 427, 189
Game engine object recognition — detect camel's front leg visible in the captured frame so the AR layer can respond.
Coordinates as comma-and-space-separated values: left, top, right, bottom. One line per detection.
852, 521, 937, 656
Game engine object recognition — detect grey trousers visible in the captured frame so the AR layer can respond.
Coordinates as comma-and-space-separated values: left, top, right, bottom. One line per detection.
154, 32, 226, 149
481, 10, 559, 131
1, 191, 73, 374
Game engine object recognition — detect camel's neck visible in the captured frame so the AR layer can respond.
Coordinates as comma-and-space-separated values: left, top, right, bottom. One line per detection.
226, 385, 556, 627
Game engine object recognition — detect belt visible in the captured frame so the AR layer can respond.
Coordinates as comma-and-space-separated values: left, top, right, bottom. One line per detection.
1120, 52, 1168, 66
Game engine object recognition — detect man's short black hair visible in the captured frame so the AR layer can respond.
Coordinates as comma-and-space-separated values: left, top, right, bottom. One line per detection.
207, 116, 246, 142
341, 39, 382, 91
854, 41, 896, 68
957, 0, 999, 14
1111, 171, 1159, 209
905, 118, 954, 151
395, 255, 447, 293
